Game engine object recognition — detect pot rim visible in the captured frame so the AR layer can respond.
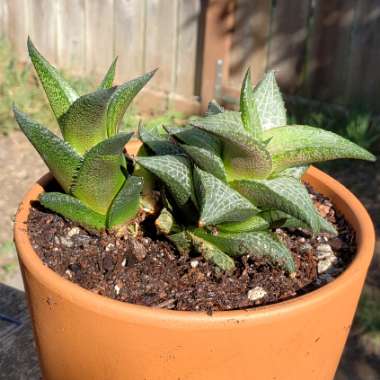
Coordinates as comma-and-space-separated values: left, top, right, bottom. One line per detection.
14, 165, 375, 324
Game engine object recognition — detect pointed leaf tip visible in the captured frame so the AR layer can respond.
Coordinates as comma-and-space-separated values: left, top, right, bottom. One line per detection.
99, 57, 118, 89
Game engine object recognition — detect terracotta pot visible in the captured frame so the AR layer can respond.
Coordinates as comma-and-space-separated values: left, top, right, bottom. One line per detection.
14, 141, 375, 380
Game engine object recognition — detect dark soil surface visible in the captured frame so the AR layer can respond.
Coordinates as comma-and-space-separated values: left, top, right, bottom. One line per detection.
27, 186, 355, 313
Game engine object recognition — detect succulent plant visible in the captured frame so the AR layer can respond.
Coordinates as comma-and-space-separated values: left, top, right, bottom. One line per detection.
137, 69, 375, 274
14, 38, 156, 230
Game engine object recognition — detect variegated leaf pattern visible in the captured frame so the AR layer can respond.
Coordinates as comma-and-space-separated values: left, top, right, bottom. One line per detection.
231, 176, 320, 232
253, 71, 287, 131
264, 125, 376, 173
189, 233, 235, 272
181, 144, 227, 181
193, 229, 295, 273
240, 68, 261, 138
191, 111, 272, 179
277, 165, 309, 180
27, 37, 79, 122
59, 88, 115, 154
99, 57, 118, 89
136, 155, 193, 206
14, 107, 81, 193
106, 69, 157, 136
194, 167, 258, 226
107, 175, 143, 229
72, 133, 132, 214
40, 192, 106, 230
168, 231, 192, 255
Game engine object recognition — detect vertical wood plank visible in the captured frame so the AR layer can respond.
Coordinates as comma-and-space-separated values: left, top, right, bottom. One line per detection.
5, 0, 29, 61
28, 0, 58, 63
305, 0, 356, 102
200, 0, 234, 111
57, 0, 86, 74
230, 0, 271, 87
345, 0, 380, 110
144, 0, 178, 93
0, 0, 9, 38
267, 0, 310, 93
114, 0, 145, 81
174, 0, 200, 97
85, 0, 114, 76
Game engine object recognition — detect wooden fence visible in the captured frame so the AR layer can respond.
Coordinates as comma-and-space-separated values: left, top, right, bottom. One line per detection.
1, 0, 380, 115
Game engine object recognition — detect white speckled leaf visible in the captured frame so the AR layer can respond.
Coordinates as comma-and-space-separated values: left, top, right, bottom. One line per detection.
14, 107, 81, 193
27, 37, 78, 122
264, 125, 376, 173
276, 165, 309, 180
193, 229, 295, 273
194, 167, 258, 226
240, 69, 261, 138
136, 155, 193, 206
253, 71, 287, 130
59, 88, 115, 155
191, 111, 272, 179
189, 233, 235, 272
231, 177, 320, 232
72, 133, 132, 214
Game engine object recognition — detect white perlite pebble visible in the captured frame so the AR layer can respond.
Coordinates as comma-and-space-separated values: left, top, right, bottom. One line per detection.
105, 243, 115, 252
247, 287, 267, 301
114, 285, 121, 295
318, 255, 337, 274
190, 260, 199, 268
60, 236, 74, 248
67, 227, 80, 237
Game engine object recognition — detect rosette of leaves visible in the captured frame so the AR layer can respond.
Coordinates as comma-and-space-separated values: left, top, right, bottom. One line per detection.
14, 38, 156, 230
136, 69, 375, 274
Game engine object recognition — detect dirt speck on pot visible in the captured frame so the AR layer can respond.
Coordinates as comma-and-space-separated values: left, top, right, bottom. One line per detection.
27, 186, 356, 312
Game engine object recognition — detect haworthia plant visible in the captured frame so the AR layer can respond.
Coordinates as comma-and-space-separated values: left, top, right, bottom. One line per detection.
137, 68, 375, 274
15, 38, 155, 230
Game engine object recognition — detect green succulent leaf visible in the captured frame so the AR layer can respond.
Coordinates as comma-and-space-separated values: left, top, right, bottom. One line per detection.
165, 125, 222, 155
189, 233, 235, 272
207, 99, 224, 115
107, 175, 143, 229
106, 69, 157, 136
231, 177, 320, 233
282, 213, 337, 235
40, 192, 106, 230
99, 57, 118, 89
14, 107, 81, 193
72, 133, 133, 214
277, 165, 309, 180
240, 68, 261, 138
264, 125, 376, 173
139, 123, 183, 155
180, 144, 227, 181
168, 231, 191, 255
59, 88, 115, 154
194, 167, 258, 226
155, 207, 181, 235
218, 214, 270, 233
136, 155, 193, 206
193, 229, 295, 273
253, 71, 287, 131
191, 111, 272, 179
27, 37, 78, 121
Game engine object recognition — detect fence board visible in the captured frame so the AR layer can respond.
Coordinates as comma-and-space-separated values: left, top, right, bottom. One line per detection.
145, 0, 178, 93
267, 0, 310, 93
345, 0, 380, 110
0, 0, 8, 37
28, 0, 58, 63
5, 0, 29, 61
305, 0, 356, 102
85, 0, 114, 76
230, 0, 271, 87
174, 0, 200, 97
114, 0, 145, 82
57, 0, 85, 74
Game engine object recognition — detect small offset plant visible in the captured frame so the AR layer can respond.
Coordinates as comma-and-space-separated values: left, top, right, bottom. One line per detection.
137, 70, 375, 274
14, 38, 156, 230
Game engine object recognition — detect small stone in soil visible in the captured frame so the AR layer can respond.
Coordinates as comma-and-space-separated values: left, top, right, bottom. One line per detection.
247, 287, 267, 301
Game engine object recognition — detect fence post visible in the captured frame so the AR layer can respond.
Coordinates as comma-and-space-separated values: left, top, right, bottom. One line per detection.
200, 0, 234, 112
